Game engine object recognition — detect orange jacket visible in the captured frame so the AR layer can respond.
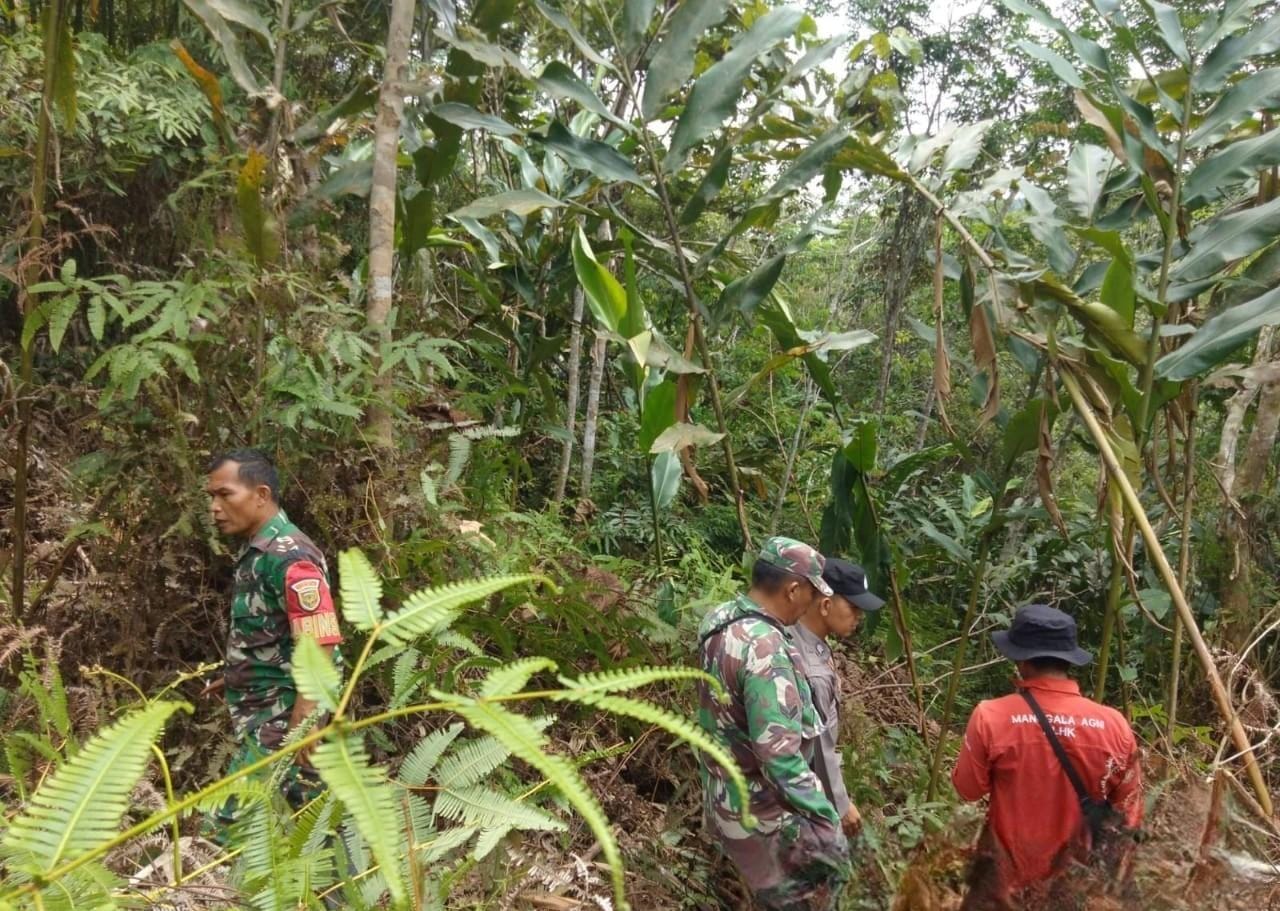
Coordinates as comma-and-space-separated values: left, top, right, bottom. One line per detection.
952, 676, 1143, 891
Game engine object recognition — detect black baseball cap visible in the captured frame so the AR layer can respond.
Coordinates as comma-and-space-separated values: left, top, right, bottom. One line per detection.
821, 558, 884, 612
992, 604, 1092, 666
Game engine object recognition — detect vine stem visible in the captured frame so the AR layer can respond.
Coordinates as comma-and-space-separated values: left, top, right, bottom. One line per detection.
1167, 384, 1198, 737
1060, 369, 1272, 817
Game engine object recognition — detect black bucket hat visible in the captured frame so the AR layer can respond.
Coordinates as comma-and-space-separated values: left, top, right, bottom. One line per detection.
992, 604, 1092, 666
821, 558, 884, 612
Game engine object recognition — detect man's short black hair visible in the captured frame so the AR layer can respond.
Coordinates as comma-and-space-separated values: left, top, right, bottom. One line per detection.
208, 449, 280, 502
1026, 655, 1072, 674
752, 559, 796, 594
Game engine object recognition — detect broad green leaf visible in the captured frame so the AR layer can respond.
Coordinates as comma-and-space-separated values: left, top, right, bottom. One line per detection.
537, 62, 628, 129
291, 635, 340, 713
651, 451, 681, 510
941, 120, 993, 180
641, 0, 732, 120
542, 122, 645, 187
1156, 284, 1280, 379
1196, 8, 1280, 91
430, 102, 518, 136
759, 298, 838, 406
1189, 68, 1280, 148
572, 226, 627, 334
844, 422, 877, 473
649, 422, 725, 454
292, 77, 377, 143
736, 127, 849, 230
1, 701, 186, 871
1016, 40, 1083, 89
338, 548, 383, 630
1002, 398, 1056, 466
205, 0, 273, 45
623, 0, 656, 51
638, 380, 677, 453
313, 734, 405, 905
620, 230, 647, 340
532, 0, 614, 71
1139, 0, 1189, 64
181, 0, 263, 94
1100, 257, 1135, 327
288, 159, 373, 226
681, 145, 733, 224
449, 189, 563, 220
1066, 144, 1114, 221
46, 296, 78, 354
716, 254, 786, 322
1184, 129, 1280, 207
666, 7, 806, 169
1172, 195, 1280, 284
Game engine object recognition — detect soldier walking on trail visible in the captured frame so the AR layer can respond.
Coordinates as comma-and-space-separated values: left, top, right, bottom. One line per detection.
697, 536, 850, 911
792, 558, 885, 839
202, 449, 343, 839
952, 604, 1143, 909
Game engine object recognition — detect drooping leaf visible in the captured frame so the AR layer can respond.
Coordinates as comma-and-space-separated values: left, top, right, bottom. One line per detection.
1189, 67, 1280, 148
649, 422, 725, 454
338, 548, 383, 631
1156, 284, 1280, 379
716, 254, 786, 322
572, 227, 627, 334
181, 0, 264, 94
449, 189, 563, 220
666, 7, 806, 169
1172, 196, 1280, 284
537, 61, 628, 129
542, 122, 645, 186
1002, 397, 1054, 466
620, 230, 647, 340
641, 0, 732, 120
291, 635, 340, 713
237, 150, 279, 268
293, 76, 377, 143
1196, 8, 1280, 92
430, 102, 518, 136
1139, 0, 1189, 64
531, 0, 614, 71
170, 40, 230, 144
1016, 40, 1083, 89
289, 159, 374, 226
1066, 144, 1115, 221
681, 145, 733, 224
736, 127, 850, 231
1, 701, 186, 872
1184, 129, 1280, 208
651, 451, 681, 510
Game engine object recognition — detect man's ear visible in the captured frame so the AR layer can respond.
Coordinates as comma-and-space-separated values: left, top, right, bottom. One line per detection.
255, 484, 272, 505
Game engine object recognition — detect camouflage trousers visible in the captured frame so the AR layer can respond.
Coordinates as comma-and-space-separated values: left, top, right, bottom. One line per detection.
716, 813, 850, 911
202, 732, 325, 845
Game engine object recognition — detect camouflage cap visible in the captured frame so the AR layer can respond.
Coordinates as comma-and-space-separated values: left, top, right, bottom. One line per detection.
758, 536, 833, 596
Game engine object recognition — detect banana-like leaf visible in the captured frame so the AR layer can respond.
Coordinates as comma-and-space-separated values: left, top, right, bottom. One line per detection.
651, 451, 681, 510
537, 61, 628, 129
1156, 284, 1280, 380
641, 0, 732, 120
681, 145, 733, 224
666, 7, 805, 169
648, 422, 724, 454
572, 226, 627, 333
1139, 0, 1189, 64
734, 127, 850, 232
1172, 196, 1280, 284
542, 122, 645, 187
291, 635, 340, 713
448, 189, 563, 220
1189, 67, 1280, 148
379, 575, 540, 646
292, 77, 377, 144
1, 701, 187, 872
1196, 7, 1280, 92
453, 699, 628, 908
430, 102, 518, 137
338, 548, 383, 631
638, 380, 677, 453
1184, 129, 1280, 207
312, 734, 405, 905
531, 0, 614, 71
1016, 39, 1083, 89
1066, 144, 1115, 221
181, 0, 263, 95
716, 254, 787, 321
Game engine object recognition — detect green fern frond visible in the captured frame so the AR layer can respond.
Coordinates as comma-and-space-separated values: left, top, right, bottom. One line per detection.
292, 635, 341, 713
379, 575, 540, 646
339, 548, 384, 631
289, 791, 339, 857
453, 699, 630, 910
391, 647, 422, 704
479, 657, 558, 698
442, 434, 471, 492
403, 792, 435, 844
557, 665, 723, 697
416, 824, 477, 863
397, 723, 464, 788
434, 717, 552, 790
473, 825, 511, 860
434, 785, 566, 832
312, 733, 406, 905
554, 691, 753, 826
435, 630, 484, 656
0, 700, 187, 873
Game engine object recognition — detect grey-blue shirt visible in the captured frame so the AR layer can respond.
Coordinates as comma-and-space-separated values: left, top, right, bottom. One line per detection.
790, 622, 851, 818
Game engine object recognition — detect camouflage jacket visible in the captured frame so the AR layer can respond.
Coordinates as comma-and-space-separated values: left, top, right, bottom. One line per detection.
224, 510, 343, 750
697, 594, 839, 838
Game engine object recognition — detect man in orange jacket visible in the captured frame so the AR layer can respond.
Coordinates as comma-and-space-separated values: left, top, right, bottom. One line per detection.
952, 604, 1143, 907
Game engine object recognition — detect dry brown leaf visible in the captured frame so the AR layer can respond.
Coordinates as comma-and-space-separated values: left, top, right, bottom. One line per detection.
970, 302, 999, 425
1037, 399, 1069, 539
1074, 89, 1126, 162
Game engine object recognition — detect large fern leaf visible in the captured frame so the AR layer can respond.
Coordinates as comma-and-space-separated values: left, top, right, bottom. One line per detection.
1, 700, 186, 873
558, 665, 723, 697
434, 785, 566, 832
454, 699, 630, 910
398, 722, 464, 787
417, 823, 477, 863
434, 717, 553, 790
379, 575, 540, 646
312, 733, 406, 905
339, 547, 383, 631
479, 657, 558, 698
555, 690, 753, 824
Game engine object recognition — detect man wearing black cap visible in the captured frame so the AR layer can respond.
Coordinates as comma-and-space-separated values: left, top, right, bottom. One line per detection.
792, 558, 885, 838
952, 604, 1143, 907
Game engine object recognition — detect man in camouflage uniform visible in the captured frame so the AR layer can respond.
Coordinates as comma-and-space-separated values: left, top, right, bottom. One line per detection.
697, 537, 850, 910
203, 449, 343, 838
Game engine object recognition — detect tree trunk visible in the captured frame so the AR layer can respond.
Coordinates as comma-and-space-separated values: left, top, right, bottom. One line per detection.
579, 333, 607, 503
874, 186, 927, 412
364, 0, 415, 452
552, 287, 585, 506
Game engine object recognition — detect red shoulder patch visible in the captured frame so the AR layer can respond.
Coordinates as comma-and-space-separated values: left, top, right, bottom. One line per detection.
285, 561, 342, 645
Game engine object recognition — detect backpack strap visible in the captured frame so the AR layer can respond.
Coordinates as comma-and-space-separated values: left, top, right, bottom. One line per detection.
699, 611, 787, 649
1020, 688, 1091, 804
